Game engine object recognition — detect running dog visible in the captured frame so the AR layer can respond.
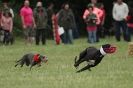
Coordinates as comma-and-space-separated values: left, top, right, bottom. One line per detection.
15, 53, 48, 70
74, 44, 116, 73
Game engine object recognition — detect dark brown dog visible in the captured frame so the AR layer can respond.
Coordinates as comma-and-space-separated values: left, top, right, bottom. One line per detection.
15, 53, 48, 70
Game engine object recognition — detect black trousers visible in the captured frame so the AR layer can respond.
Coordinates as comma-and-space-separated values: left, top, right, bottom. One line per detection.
36, 29, 46, 45
96, 25, 101, 42
115, 20, 130, 42
3, 30, 13, 45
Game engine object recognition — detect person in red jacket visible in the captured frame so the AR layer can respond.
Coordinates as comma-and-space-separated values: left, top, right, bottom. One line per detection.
85, 4, 98, 43
83, 1, 103, 42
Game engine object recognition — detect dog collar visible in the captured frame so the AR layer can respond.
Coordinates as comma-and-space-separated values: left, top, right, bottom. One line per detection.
33, 54, 41, 63
100, 47, 106, 56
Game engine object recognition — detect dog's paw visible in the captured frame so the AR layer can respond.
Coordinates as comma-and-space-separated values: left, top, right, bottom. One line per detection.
76, 70, 81, 73
88, 68, 92, 71
38, 64, 41, 67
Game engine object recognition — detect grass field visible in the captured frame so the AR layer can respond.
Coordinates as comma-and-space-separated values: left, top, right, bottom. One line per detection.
0, 37, 133, 88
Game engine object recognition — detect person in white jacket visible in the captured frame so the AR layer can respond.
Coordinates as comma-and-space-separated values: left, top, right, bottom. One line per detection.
112, 0, 131, 42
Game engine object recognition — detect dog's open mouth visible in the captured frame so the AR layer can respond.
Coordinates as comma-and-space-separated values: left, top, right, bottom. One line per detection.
43, 57, 48, 63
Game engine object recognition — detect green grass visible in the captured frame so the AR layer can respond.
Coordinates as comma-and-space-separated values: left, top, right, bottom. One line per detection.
0, 37, 133, 88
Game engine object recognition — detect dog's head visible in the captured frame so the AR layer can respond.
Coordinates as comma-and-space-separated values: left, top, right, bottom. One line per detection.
101, 44, 116, 54
39, 55, 48, 63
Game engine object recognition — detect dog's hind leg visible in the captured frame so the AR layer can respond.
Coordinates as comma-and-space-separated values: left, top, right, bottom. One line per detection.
15, 62, 19, 67
20, 63, 24, 67
79, 49, 87, 59
20, 60, 25, 67
76, 64, 91, 73
15, 59, 22, 67
15, 64, 18, 67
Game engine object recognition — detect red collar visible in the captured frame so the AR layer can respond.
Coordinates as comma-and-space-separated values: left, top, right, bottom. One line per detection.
33, 54, 41, 63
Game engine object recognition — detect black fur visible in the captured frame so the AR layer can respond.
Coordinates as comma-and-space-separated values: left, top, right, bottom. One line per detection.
15, 53, 48, 70
74, 44, 113, 73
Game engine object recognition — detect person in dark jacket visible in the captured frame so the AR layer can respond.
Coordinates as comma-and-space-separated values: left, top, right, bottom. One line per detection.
47, 3, 55, 38
34, 1, 48, 45
58, 3, 75, 44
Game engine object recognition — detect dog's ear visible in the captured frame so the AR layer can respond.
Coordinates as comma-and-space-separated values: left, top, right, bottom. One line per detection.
39, 55, 48, 61
39, 55, 43, 60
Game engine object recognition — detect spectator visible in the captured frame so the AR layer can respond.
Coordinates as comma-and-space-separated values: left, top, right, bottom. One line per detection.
127, 1, 133, 37
85, 4, 98, 43
83, 1, 103, 42
2, 2, 14, 18
58, 3, 75, 44
112, 0, 130, 42
71, 4, 79, 39
1, 12, 13, 45
20, 0, 36, 45
91, 0, 99, 7
47, 3, 55, 38
98, 3, 106, 38
34, 1, 48, 45
47, 3, 54, 28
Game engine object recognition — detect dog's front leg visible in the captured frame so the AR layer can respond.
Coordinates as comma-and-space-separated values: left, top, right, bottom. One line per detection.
76, 64, 91, 73
30, 62, 36, 70
74, 59, 85, 68
37, 63, 41, 67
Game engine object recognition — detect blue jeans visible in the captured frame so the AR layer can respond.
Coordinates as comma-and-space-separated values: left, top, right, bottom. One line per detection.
61, 29, 73, 44
115, 20, 130, 41
88, 30, 97, 43
72, 27, 79, 39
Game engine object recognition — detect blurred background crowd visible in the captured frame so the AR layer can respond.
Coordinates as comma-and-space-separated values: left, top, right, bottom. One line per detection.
0, 0, 133, 45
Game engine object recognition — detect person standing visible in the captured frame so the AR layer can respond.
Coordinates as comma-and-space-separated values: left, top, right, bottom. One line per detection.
98, 3, 106, 38
127, 1, 133, 36
47, 3, 54, 30
1, 12, 13, 45
113, 0, 130, 42
83, 1, 103, 42
46, 3, 55, 38
85, 4, 98, 43
58, 3, 75, 44
20, 0, 36, 45
34, 1, 48, 45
